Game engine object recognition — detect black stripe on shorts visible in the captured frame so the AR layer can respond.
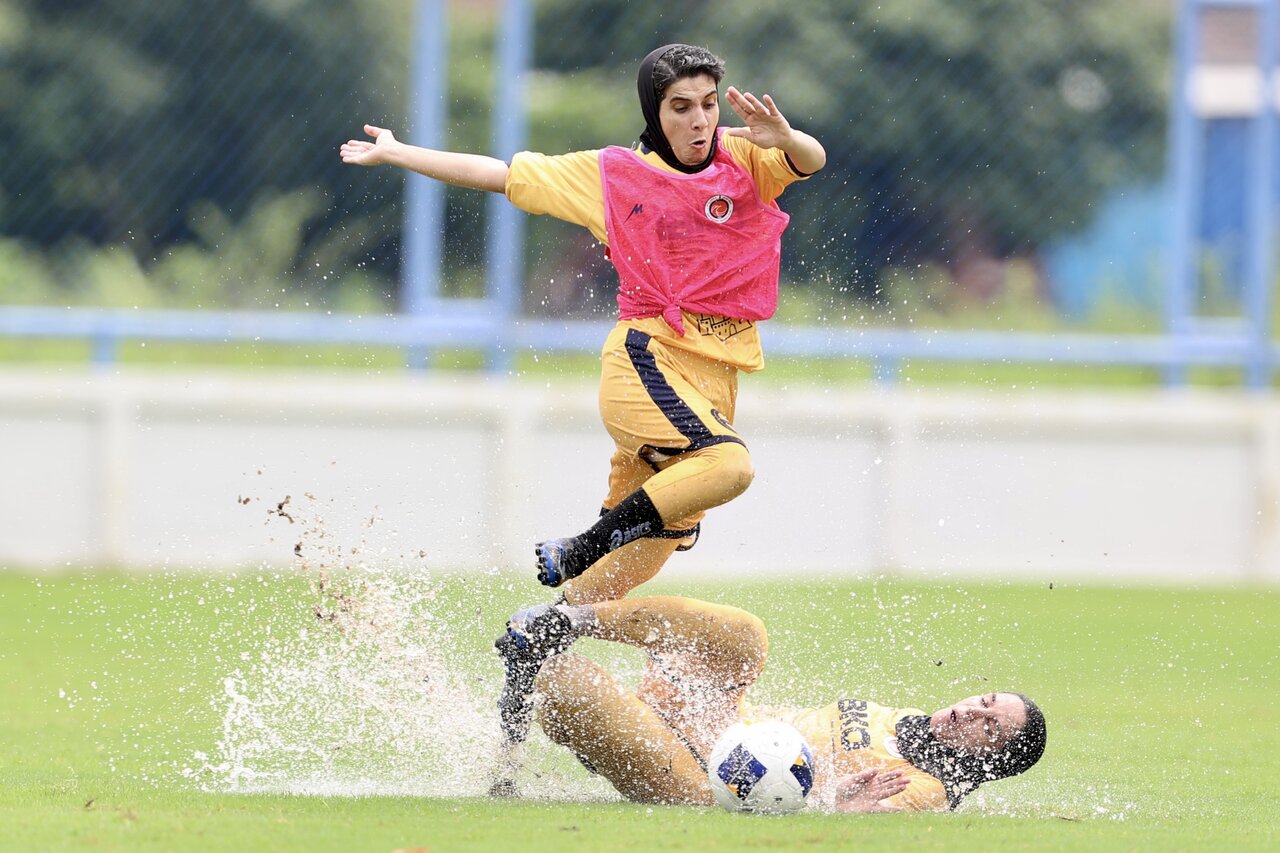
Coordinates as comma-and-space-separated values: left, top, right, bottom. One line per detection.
625, 328, 742, 452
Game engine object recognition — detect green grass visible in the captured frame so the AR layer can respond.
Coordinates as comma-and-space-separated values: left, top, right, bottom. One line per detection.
2, 571, 1278, 851
3, 329, 1275, 390
2, 338, 1262, 391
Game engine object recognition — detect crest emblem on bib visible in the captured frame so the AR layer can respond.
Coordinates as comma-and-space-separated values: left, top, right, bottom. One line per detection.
704, 195, 733, 223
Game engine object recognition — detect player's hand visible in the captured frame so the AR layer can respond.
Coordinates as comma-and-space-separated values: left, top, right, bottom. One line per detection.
340, 124, 399, 166
834, 768, 909, 813
722, 87, 794, 150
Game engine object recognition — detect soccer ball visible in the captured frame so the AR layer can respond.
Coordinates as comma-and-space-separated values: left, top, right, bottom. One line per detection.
707, 720, 814, 815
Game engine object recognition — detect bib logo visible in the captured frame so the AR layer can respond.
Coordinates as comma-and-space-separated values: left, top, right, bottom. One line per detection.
704, 195, 733, 223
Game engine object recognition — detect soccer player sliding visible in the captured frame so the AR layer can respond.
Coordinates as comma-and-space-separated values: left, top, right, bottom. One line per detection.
342, 43, 827, 767
496, 596, 1047, 811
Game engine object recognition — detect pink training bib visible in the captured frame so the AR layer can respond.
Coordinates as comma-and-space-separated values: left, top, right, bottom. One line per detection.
600, 130, 790, 336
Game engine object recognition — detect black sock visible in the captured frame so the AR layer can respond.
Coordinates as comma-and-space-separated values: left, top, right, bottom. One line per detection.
563, 489, 664, 577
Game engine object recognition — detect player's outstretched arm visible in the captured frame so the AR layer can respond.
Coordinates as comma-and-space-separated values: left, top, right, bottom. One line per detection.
340, 124, 509, 193
721, 87, 826, 175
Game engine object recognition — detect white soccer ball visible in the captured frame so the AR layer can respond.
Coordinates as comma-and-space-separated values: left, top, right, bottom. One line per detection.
707, 720, 814, 815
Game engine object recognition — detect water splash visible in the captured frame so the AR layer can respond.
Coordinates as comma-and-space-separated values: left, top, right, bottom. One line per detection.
182, 493, 614, 800
142, 494, 1163, 817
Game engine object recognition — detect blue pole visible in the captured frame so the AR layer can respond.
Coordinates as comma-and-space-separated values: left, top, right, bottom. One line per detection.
402, 0, 449, 369
1245, 0, 1278, 388
91, 331, 117, 366
484, 0, 532, 373
872, 356, 901, 385
1165, 0, 1205, 386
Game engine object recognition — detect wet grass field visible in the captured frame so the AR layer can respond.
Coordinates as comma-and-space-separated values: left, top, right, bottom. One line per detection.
2, 570, 1277, 851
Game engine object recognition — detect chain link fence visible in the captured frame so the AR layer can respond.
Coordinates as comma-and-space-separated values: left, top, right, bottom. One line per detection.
0, 0, 1201, 338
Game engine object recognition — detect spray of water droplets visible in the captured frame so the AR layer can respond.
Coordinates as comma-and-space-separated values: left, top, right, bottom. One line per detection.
179, 493, 615, 801
64, 490, 1180, 818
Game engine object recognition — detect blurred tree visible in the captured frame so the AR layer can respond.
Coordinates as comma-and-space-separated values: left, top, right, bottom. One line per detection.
0, 0, 406, 289
0, 0, 1170, 314
528, 0, 1170, 301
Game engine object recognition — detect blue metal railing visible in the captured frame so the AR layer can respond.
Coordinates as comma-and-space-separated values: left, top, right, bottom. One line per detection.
3, 305, 1275, 382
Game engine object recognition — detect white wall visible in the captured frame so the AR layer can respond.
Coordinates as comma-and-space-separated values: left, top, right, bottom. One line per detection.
1, 368, 1276, 584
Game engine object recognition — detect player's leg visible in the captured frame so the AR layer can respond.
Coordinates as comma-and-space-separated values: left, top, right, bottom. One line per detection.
537, 328, 751, 588
537, 442, 750, 588
535, 652, 714, 805
558, 596, 768, 768
561, 536, 683, 605
495, 444, 673, 760
495, 595, 765, 749
561, 448, 689, 604
590, 596, 769, 690
639, 441, 753, 524
619, 597, 769, 760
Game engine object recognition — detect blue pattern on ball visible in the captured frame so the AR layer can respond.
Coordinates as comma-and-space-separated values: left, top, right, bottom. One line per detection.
716, 743, 769, 800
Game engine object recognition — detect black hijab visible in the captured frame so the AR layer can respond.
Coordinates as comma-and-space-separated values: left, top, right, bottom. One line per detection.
895, 695, 1047, 809
636, 44, 719, 174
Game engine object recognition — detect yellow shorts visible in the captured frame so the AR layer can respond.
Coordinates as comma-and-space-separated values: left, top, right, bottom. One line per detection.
598, 324, 744, 467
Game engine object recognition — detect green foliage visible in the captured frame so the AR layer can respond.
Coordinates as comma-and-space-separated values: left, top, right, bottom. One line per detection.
0, 0, 1172, 317
1, 188, 393, 312
773, 259, 1160, 336
153, 189, 389, 312
529, 0, 1170, 298
0, 0, 397, 246
0, 0, 423, 315
0, 238, 60, 303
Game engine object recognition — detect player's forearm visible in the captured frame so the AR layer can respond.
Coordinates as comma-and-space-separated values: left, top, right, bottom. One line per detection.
782, 130, 825, 175
384, 143, 509, 193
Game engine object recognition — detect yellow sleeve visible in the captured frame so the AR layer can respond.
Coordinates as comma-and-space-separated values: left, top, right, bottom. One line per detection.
504, 149, 608, 243
719, 133, 811, 204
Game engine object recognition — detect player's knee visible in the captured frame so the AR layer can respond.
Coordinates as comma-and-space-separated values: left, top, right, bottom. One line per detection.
735, 611, 769, 679
700, 604, 768, 686
713, 442, 754, 499
743, 610, 767, 652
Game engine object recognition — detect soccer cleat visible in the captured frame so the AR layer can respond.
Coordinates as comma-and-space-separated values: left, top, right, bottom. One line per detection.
494, 604, 576, 744
535, 538, 586, 587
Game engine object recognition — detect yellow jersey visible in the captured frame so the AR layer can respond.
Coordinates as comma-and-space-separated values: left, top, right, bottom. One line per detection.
504, 134, 809, 373
743, 697, 949, 812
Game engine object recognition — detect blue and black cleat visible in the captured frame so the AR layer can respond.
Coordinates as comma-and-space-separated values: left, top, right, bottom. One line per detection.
494, 604, 576, 745
535, 538, 580, 588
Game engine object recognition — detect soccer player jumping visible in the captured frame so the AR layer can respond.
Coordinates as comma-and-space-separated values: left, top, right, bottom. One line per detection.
342, 43, 825, 775
341, 44, 825, 605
